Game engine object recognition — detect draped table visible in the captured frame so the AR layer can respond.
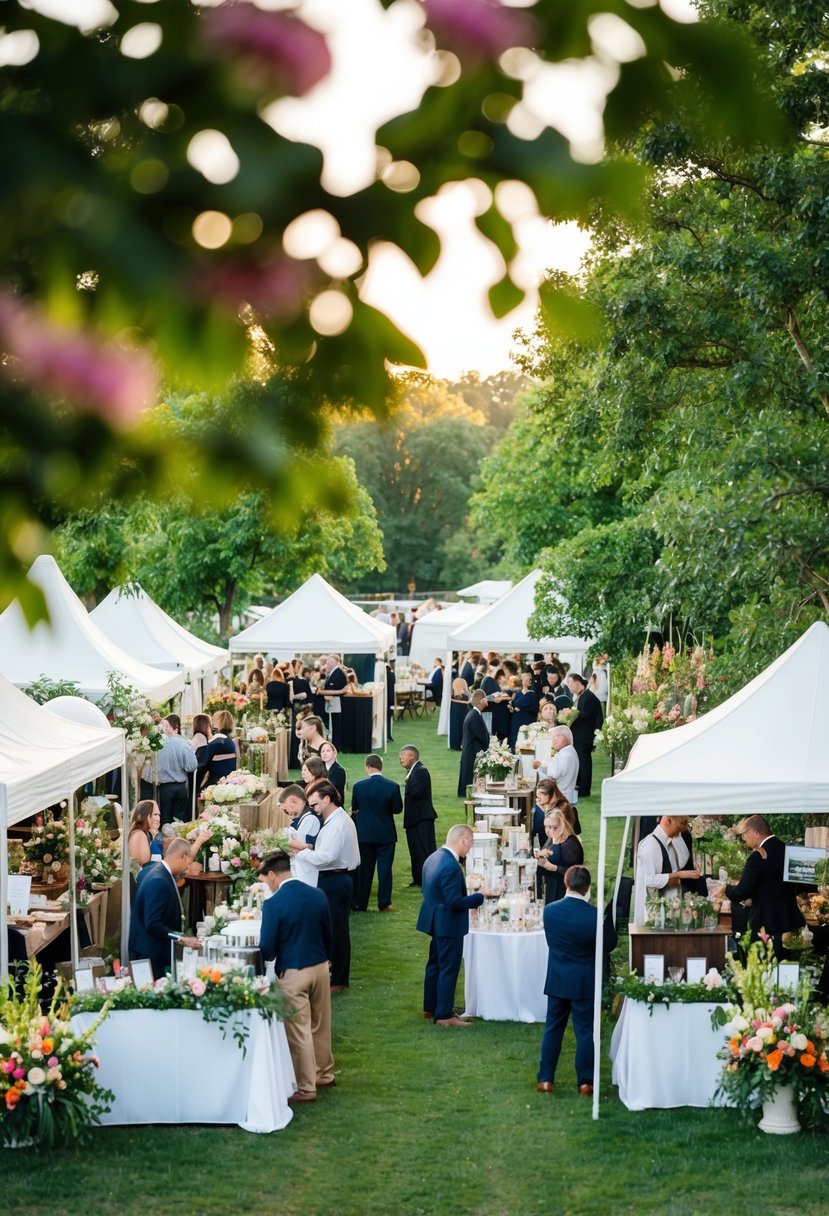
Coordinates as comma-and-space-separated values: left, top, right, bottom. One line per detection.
609, 998, 728, 1110
462, 928, 547, 1022
70, 1008, 295, 1133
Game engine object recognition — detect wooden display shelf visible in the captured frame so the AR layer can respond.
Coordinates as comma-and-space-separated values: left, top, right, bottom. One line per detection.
629, 922, 732, 976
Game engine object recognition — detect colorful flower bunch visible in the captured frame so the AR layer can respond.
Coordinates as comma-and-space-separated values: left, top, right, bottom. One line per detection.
200, 768, 267, 806
23, 813, 69, 871
714, 938, 829, 1128
204, 688, 249, 716
71, 968, 287, 1055
0, 964, 111, 1147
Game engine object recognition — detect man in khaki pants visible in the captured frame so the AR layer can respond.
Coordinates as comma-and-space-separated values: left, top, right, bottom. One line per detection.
258, 852, 335, 1103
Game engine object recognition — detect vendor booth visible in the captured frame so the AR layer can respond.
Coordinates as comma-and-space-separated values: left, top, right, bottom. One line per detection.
91, 584, 227, 715
228, 573, 395, 750
0, 673, 126, 980
0, 556, 184, 703
441, 569, 593, 743
592, 620, 829, 1118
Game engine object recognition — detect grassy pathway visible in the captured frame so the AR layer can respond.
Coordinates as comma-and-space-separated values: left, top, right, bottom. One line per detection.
4, 715, 826, 1214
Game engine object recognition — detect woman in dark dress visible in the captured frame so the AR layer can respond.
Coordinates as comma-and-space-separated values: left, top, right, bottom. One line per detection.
320, 740, 347, 800
481, 666, 512, 743
509, 671, 539, 749
200, 710, 240, 785
287, 665, 313, 768
265, 667, 291, 713
535, 808, 584, 904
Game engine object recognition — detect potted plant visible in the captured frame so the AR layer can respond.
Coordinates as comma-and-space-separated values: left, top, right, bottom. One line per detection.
713, 937, 829, 1133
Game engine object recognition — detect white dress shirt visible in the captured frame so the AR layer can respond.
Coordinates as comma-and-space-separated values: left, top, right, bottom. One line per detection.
633, 826, 691, 925
540, 744, 580, 805
293, 806, 360, 889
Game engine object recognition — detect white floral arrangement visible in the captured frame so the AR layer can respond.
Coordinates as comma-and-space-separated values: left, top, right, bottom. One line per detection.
199, 769, 267, 805
474, 739, 516, 780
246, 726, 269, 742
517, 722, 553, 747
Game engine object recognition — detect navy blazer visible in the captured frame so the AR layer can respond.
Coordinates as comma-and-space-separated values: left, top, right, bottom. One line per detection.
543, 895, 601, 1001
726, 836, 804, 937
259, 879, 333, 971
416, 847, 483, 938
350, 773, 402, 844
128, 864, 183, 978
326, 760, 347, 800
403, 761, 437, 829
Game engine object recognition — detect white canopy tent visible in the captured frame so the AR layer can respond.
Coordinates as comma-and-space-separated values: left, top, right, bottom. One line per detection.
0, 556, 184, 703
229, 574, 396, 745
0, 675, 126, 979
439, 569, 594, 739
91, 585, 228, 714
591, 620, 829, 1119
457, 579, 513, 603
408, 601, 483, 674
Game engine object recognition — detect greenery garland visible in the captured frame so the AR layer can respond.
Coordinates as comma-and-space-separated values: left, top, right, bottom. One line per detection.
610, 969, 734, 1017
70, 968, 289, 1055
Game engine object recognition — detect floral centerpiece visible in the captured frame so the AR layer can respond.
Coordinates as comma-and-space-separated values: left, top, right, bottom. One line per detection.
200, 769, 269, 806
1, 963, 112, 1148
98, 671, 163, 760
70, 968, 287, 1054
23, 813, 69, 880
516, 722, 552, 748
204, 688, 249, 717
74, 805, 121, 888
474, 739, 516, 782
713, 937, 829, 1130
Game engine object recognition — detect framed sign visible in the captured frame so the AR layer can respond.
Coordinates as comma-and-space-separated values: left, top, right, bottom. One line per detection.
776, 963, 800, 993
643, 954, 665, 983
130, 959, 155, 988
6, 874, 32, 917
73, 969, 96, 993
783, 846, 827, 884
686, 957, 707, 984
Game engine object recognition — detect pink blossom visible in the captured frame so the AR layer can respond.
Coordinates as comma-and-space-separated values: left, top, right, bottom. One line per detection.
197, 254, 318, 323
47, 1056, 58, 1068
0, 292, 157, 429
2, 1060, 15, 1074
696, 675, 706, 689
201, 2, 332, 96
745, 1036, 764, 1053
230, 856, 242, 868
189, 978, 207, 997
662, 643, 676, 666
12, 1067, 25, 1080
668, 705, 681, 722
423, 0, 536, 66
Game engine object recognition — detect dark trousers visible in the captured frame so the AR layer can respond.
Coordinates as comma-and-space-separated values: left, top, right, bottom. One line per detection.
353, 841, 395, 909
139, 778, 190, 826
423, 934, 464, 1020
406, 820, 437, 887
318, 871, 353, 986
574, 746, 593, 798
538, 994, 594, 1086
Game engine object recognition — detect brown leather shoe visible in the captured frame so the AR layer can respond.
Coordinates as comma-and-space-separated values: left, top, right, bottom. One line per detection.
288, 1091, 317, 1103
330, 984, 349, 992
579, 1084, 594, 1096
435, 1016, 472, 1028
378, 904, 395, 912
536, 1081, 554, 1093
316, 1078, 336, 1088
423, 1011, 434, 1019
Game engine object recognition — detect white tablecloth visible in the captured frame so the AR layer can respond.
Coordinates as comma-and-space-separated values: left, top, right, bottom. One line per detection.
463, 929, 547, 1022
609, 998, 727, 1110
70, 1009, 295, 1133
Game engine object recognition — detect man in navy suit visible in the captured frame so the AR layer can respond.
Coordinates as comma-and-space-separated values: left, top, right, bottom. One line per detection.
536, 864, 614, 1095
416, 825, 484, 1027
128, 839, 200, 979
457, 689, 490, 797
259, 851, 335, 1103
350, 754, 403, 911
399, 744, 437, 888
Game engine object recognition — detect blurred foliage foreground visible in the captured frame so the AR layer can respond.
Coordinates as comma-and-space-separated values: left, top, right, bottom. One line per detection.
0, 0, 784, 619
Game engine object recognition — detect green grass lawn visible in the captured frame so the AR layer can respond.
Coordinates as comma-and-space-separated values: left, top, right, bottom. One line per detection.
4, 713, 826, 1215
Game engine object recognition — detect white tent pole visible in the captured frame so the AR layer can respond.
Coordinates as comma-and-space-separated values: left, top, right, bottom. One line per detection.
119, 760, 131, 966
68, 787, 80, 973
0, 800, 9, 980
592, 808, 608, 1121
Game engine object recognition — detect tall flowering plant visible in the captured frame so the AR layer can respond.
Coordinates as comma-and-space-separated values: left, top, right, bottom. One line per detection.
714, 938, 829, 1129
0, 964, 112, 1148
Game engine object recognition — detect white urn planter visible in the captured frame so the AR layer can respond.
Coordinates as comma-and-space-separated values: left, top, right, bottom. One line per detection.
758, 1084, 801, 1135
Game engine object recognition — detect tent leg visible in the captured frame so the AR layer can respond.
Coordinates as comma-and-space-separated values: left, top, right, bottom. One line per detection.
0, 809, 8, 981
69, 787, 80, 975
120, 762, 131, 968
592, 812, 608, 1121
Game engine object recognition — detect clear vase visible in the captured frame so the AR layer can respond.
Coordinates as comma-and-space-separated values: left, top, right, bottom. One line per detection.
758, 1083, 801, 1135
